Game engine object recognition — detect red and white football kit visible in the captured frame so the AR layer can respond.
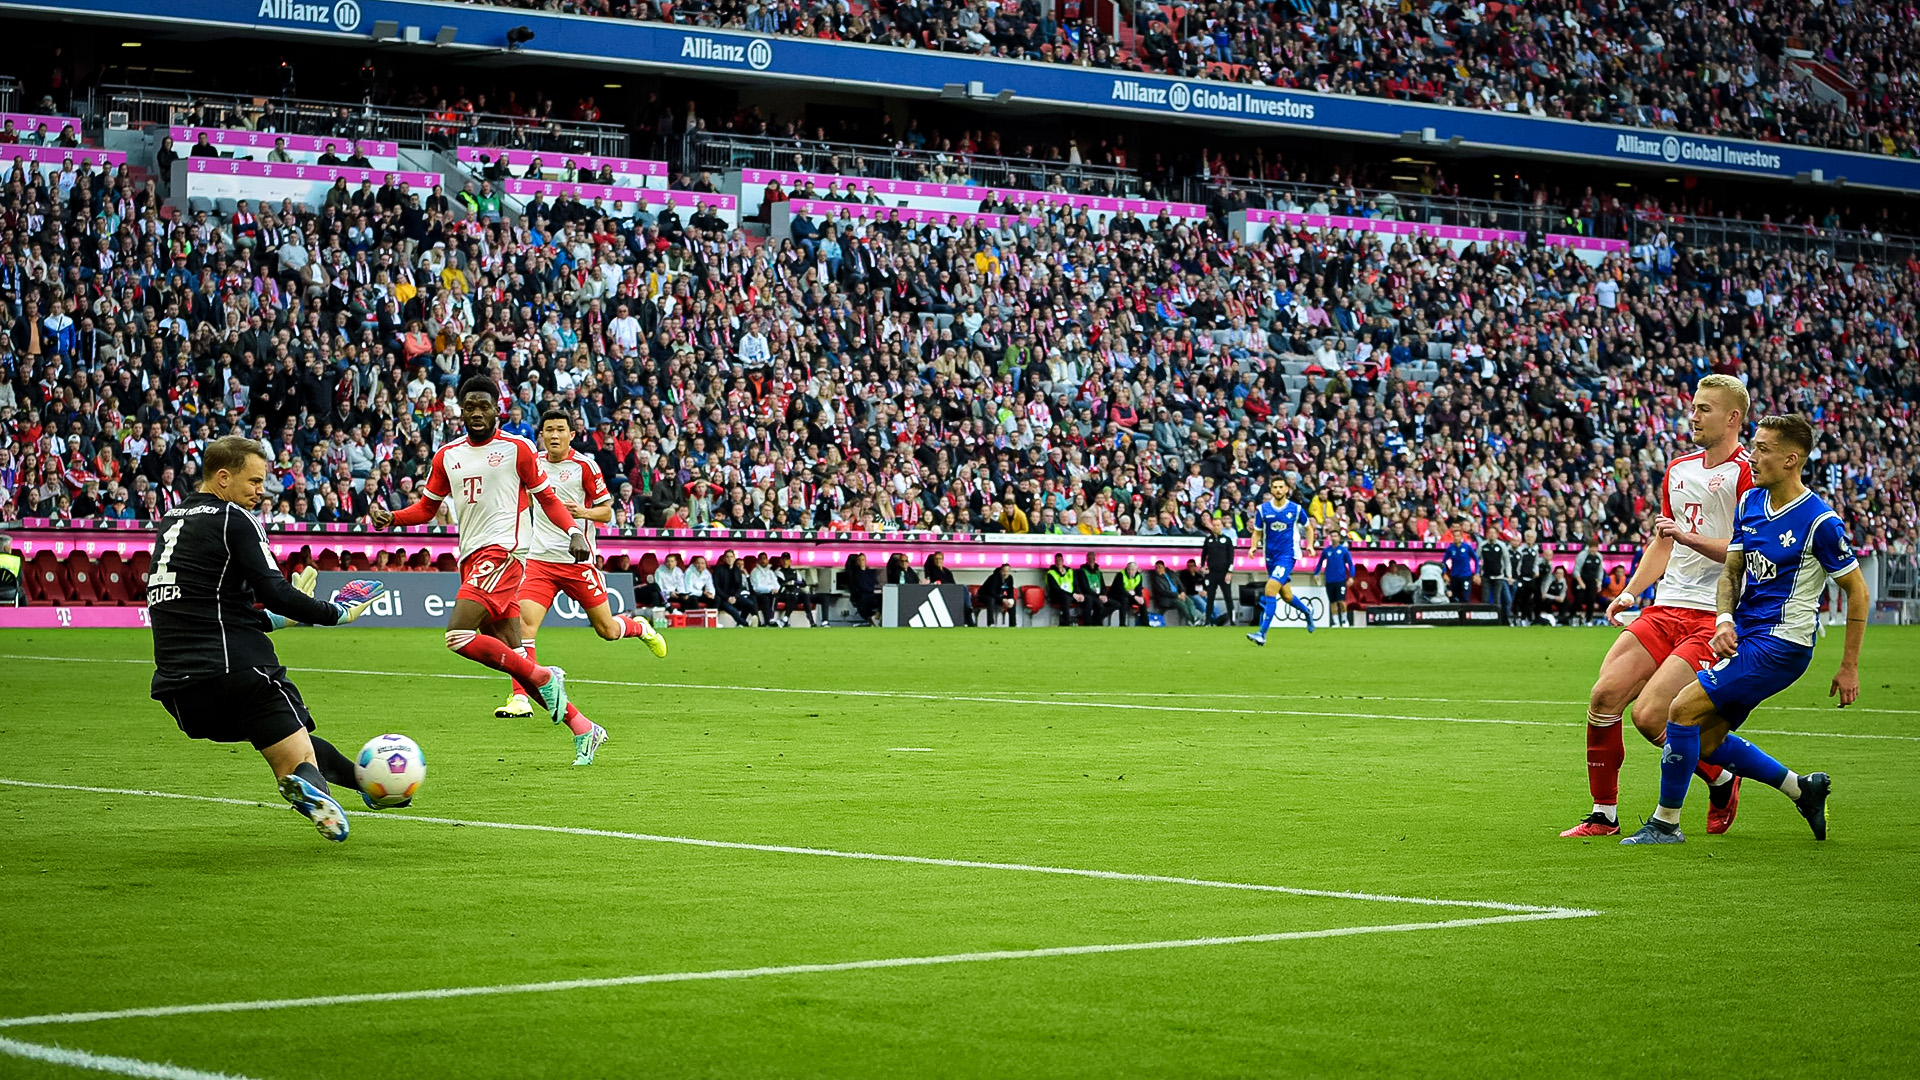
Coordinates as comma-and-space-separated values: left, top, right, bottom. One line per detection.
396, 433, 582, 621
519, 450, 614, 611
1627, 446, 1754, 671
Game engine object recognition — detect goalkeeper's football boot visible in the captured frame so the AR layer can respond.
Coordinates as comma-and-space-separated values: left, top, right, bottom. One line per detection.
1245, 632, 1266, 646
638, 616, 669, 659
495, 692, 534, 719
572, 723, 609, 767
1705, 776, 1742, 835
535, 666, 569, 724
278, 774, 349, 843
1619, 818, 1684, 845
1559, 812, 1621, 838
1793, 772, 1831, 841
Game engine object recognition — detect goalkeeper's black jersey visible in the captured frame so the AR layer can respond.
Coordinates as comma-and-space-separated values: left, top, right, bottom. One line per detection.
147, 493, 340, 695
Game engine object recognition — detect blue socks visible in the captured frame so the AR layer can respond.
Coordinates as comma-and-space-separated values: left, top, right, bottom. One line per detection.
1287, 595, 1313, 619
1659, 722, 1699, 810
1702, 734, 1790, 789
1258, 595, 1278, 634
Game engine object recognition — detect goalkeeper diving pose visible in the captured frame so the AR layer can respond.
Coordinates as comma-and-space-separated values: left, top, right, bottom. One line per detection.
146, 436, 387, 843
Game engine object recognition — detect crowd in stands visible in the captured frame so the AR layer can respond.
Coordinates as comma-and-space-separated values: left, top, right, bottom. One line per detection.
475, 0, 1920, 159
0, 103, 1915, 570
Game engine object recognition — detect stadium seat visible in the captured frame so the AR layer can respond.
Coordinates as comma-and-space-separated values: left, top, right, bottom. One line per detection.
129, 551, 152, 593
434, 553, 458, 572
27, 558, 70, 606
637, 552, 659, 578
1021, 585, 1046, 615
603, 554, 631, 573
66, 560, 104, 606
316, 550, 342, 571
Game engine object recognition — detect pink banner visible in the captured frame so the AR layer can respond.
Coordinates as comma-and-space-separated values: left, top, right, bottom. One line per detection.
457, 146, 666, 178
171, 126, 398, 159
182, 158, 441, 188
503, 178, 735, 210
0, 112, 83, 140
788, 198, 1037, 228
10, 526, 1640, 578
744, 168, 1204, 219
0, 607, 150, 629
1, 146, 127, 168
1245, 209, 1525, 245
1543, 233, 1628, 253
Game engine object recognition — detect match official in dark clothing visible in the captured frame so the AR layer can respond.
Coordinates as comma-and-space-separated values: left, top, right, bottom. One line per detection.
1200, 513, 1237, 626
148, 436, 386, 843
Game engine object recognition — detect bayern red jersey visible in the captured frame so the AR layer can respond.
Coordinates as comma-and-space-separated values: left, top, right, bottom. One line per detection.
524, 449, 611, 563
420, 433, 552, 559
1655, 446, 1753, 611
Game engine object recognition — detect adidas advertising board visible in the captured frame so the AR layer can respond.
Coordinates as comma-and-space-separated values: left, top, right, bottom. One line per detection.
881, 584, 970, 628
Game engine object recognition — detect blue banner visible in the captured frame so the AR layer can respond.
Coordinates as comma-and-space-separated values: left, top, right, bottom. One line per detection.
21, 0, 1920, 192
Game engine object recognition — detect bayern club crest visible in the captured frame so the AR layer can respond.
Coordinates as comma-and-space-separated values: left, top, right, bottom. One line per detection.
1707, 473, 1727, 492
486, 451, 505, 467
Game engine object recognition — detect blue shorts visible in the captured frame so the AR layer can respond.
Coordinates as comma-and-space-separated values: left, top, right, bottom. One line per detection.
1696, 631, 1814, 729
1266, 560, 1294, 585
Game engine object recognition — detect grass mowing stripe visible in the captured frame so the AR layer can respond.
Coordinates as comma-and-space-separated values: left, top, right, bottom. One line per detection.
0, 912, 1594, 1032
6, 654, 1908, 741
0, 1035, 259, 1079
0, 779, 1592, 916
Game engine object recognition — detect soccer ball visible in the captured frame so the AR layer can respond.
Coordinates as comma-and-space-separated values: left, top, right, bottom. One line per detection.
355, 734, 426, 808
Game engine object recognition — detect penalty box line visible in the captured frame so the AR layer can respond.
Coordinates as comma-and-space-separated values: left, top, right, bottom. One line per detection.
0, 911, 1591, 1034
0, 779, 1593, 916
1, 654, 1913, 743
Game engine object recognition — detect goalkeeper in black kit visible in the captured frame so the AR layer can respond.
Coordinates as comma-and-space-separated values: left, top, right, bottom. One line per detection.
147, 436, 387, 843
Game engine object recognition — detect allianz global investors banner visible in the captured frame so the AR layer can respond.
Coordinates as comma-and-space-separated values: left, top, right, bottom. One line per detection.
312, 572, 635, 629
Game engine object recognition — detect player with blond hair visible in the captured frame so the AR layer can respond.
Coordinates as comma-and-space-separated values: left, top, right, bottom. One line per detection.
1562, 374, 1753, 838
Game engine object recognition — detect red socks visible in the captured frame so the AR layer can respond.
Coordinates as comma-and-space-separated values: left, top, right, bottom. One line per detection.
509, 639, 540, 700
561, 702, 595, 736
1586, 713, 1626, 807
617, 615, 650, 639
447, 629, 549, 687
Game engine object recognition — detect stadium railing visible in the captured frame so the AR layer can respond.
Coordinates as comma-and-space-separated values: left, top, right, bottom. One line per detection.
0, 76, 19, 115
684, 132, 1145, 198
99, 84, 630, 157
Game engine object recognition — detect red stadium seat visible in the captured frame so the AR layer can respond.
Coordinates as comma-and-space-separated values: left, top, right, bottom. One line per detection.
434, 553, 458, 573
1020, 585, 1046, 613
637, 552, 659, 578
97, 552, 135, 605
27, 559, 70, 606
129, 550, 152, 592
603, 554, 631, 573
66, 560, 103, 606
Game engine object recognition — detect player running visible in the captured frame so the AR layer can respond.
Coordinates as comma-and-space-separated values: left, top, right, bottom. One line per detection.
147, 435, 386, 843
1621, 414, 1860, 845
369, 376, 602, 764
1563, 374, 1752, 838
496, 410, 667, 747
1247, 476, 1316, 644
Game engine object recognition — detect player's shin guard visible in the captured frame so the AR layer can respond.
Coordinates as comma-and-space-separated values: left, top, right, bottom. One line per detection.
1659, 722, 1701, 811
1701, 734, 1791, 789
1258, 595, 1278, 634
1586, 711, 1625, 809
447, 629, 549, 687
1645, 726, 1730, 785
511, 639, 540, 700
310, 737, 361, 791
560, 702, 596, 737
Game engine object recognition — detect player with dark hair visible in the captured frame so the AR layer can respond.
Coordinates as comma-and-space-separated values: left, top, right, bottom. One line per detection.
1563, 375, 1751, 837
148, 435, 386, 843
1247, 475, 1315, 644
370, 376, 602, 763
1621, 414, 1862, 845
494, 409, 667, 757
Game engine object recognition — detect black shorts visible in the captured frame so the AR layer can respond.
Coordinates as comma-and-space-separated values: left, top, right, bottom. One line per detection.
1327, 579, 1348, 603
156, 666, 315, 750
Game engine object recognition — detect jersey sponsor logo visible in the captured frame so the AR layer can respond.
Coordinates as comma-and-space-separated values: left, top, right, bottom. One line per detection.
1747, 551, 1781, 583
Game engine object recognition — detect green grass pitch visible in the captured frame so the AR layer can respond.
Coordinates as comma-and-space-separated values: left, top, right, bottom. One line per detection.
1, 625, 1916, 1078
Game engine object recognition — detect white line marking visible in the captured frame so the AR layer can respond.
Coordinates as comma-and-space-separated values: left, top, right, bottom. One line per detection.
3, 654, 1910, 741
1049, 688, 1920, 718
889, 747, 935, 752
0, 1035, 259, 1078
0, 911, 1590, 1031
0, 780, 1588, 915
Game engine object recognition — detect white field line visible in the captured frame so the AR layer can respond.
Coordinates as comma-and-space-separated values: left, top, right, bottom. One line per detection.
0, 911, 1590, 1032
0, 779, 1588, 915
0, 1035, 259, 1079
4, 654, 1911, 742
1048, 688, 1920, 718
